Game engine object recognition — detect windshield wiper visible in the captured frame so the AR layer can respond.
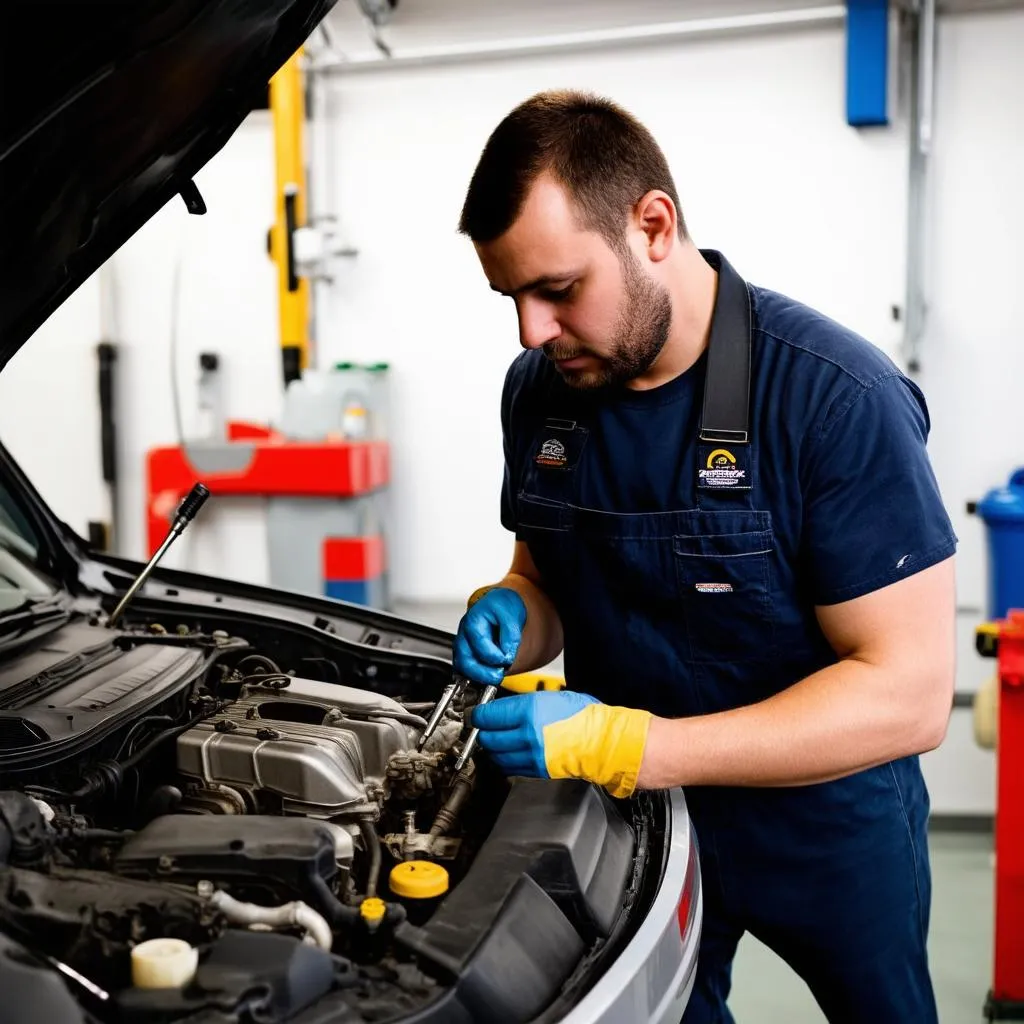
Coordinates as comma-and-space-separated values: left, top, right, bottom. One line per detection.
0, 595, 72, 653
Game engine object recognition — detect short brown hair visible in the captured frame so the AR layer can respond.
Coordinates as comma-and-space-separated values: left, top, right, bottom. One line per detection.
458, 89, 687, 252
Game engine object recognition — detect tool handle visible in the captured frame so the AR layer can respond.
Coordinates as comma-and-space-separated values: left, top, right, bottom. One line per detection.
455, 684, 498, 770
175, 483, 210, 525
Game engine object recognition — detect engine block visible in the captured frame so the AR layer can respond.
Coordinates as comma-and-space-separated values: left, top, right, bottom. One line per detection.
176, 677, 422, 818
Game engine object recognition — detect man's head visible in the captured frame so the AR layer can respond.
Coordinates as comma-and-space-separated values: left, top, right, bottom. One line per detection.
459, 90, 687, 390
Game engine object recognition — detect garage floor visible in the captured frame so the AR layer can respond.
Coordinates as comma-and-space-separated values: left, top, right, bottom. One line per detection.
393, 601, 997, 1023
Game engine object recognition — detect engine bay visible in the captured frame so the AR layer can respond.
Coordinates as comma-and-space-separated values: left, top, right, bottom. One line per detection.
0, 605, 648, 1024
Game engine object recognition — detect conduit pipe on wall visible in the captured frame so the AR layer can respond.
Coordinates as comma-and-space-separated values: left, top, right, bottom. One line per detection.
308, 7, 848, 75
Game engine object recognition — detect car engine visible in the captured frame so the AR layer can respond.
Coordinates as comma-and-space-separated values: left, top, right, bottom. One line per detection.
0, 616, 502, 1023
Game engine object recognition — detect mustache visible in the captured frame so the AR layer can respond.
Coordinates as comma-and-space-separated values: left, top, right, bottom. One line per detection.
543, 344, 591, 362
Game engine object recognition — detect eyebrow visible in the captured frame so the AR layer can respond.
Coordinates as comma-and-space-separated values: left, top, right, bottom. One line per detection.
490, 273, 578, 298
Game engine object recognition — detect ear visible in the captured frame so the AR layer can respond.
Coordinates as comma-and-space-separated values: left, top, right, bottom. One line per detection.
634, 190, 677, 263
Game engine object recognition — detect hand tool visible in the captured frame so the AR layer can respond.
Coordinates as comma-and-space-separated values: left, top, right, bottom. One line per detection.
454, 683, 499, 770
416, 675, 467, 750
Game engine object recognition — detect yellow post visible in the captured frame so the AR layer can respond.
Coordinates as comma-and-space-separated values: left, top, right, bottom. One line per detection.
268, 48, 311, 384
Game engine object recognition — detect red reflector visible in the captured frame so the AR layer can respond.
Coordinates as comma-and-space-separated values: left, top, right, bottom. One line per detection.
677, 832, 698, 939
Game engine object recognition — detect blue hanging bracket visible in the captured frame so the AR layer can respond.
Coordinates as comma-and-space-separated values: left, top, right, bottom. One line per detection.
846, 0, 890, 126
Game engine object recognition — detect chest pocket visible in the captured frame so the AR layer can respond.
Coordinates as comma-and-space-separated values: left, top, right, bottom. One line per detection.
674, 523, 776, 664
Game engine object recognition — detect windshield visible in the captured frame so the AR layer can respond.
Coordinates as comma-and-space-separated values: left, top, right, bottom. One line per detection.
0, 470, 57, 610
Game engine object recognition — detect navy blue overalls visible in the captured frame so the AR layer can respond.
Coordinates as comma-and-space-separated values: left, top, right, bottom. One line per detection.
501, 251, 953, 1022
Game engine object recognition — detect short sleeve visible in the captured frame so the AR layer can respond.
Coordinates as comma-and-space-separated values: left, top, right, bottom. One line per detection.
801, 373, 957, 606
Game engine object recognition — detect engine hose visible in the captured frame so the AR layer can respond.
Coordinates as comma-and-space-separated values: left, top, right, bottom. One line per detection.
28, 720, 197, 804
430, 759, 476, 837
357, 819, 382, 899
121, 720, 197, 771
310, 876, 359, 927
362, 711, 429, 729
309, 876, 405, 932
208, 890, 333, 951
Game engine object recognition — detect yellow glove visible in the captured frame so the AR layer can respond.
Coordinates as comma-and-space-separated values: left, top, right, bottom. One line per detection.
470, 691, 652, 799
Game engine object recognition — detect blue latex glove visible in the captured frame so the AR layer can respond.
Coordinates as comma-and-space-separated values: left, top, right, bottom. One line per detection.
471, 691, 653, 798
452, 587, 527, 686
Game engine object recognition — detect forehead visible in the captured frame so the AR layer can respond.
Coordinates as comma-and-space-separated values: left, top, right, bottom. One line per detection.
474, 175, 606, 291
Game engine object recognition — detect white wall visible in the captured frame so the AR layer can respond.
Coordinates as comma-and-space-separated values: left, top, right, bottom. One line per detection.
914, 7, 1024, 817
0, 276, 108, 539
103, 113, 282, 584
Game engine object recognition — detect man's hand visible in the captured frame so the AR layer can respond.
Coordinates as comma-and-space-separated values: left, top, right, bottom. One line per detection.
453, 587, 527, 686
471, 691, 653, 799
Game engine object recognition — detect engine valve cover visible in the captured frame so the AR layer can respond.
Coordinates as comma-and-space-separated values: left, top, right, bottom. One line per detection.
177, 678, 421, 817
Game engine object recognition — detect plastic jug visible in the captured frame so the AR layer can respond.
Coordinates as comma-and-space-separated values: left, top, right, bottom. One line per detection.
975, 467, 1024, 620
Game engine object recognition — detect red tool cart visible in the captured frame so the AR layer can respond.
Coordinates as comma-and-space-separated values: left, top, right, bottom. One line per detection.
147, 421, 391, 606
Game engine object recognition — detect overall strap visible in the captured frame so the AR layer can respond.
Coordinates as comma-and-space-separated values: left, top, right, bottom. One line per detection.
697, 251, 755, 497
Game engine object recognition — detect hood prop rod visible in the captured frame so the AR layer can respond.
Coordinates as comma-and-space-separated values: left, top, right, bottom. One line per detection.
106, 483, 210, 629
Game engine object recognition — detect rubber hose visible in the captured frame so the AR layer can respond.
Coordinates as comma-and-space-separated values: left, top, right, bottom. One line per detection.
357, 819, 382, 899
208, 890, 333, 951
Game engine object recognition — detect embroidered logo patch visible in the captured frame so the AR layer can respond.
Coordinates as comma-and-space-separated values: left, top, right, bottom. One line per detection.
535, 438, 568, 468
695, 582, 734, 594
697, 445, 752, 491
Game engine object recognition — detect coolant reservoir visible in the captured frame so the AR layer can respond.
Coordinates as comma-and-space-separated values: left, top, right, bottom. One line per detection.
389, 861, 449, 927
131, 937, 198, 989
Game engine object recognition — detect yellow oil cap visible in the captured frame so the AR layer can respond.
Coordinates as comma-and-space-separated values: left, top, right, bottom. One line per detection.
390, 861, 449, 899
360, 897, 386, 925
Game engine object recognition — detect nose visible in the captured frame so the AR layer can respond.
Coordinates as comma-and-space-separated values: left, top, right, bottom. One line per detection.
517, 298, 561, 351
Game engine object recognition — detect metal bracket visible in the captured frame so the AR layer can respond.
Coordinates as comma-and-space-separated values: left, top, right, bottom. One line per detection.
902, 0, 936, 374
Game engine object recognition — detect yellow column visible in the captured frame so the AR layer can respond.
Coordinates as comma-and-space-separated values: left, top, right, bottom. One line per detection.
268, 49, 310, 383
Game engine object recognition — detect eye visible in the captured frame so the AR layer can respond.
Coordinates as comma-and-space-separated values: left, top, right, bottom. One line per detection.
540, 283, 574, 303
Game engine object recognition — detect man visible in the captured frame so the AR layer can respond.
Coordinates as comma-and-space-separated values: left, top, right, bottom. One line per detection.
452, 90, 956, 1023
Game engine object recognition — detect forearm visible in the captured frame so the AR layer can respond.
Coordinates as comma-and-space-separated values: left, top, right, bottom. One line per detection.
637, 657, 951, 790
492, 572, 564, 674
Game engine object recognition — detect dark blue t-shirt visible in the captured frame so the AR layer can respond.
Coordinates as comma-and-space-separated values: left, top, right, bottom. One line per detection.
499, 274, 957, 705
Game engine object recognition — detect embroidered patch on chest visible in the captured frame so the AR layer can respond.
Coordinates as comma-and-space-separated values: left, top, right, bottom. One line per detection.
535, 438, 568, 468
697, 445, 752, 491
695, 582, 734, 594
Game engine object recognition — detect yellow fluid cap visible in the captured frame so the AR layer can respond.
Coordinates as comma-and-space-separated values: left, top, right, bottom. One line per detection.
360, 897, 386, 925
390, 860, 449, 899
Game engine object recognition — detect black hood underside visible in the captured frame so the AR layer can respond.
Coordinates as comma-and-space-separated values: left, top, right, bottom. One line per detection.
0, 0, 335, 365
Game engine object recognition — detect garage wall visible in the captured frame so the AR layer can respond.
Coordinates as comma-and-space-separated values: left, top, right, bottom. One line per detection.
914, 7, 1024, 817
0, 277, 108, 540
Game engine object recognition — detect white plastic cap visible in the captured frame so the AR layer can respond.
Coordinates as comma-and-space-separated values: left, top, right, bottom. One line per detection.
130, 938, 199, 989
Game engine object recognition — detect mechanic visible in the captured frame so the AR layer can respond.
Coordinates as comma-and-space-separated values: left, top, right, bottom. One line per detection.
451, 90, 957, 1023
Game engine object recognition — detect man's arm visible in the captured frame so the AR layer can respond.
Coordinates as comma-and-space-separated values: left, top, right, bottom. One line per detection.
475, 541, 564, 674
636, 555, 956, 789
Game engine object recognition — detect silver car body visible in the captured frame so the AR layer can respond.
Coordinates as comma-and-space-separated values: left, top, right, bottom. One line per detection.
562, 788, 702, 1024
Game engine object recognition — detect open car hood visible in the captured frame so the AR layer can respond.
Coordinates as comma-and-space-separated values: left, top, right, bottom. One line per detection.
0, 0, 335, 367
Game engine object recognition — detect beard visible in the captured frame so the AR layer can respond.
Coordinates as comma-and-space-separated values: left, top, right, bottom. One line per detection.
545, 250, 673, 390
